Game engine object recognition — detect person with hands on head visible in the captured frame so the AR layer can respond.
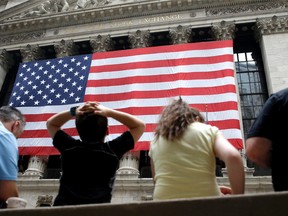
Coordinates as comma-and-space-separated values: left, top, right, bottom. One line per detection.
46, 101, 145, 206
149, 98, 244, 200
0, 106, 26, 209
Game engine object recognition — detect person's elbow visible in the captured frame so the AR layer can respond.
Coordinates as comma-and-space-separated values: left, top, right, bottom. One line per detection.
137, 121, 146, 138
46, 118, 51, 129
225, 150, 243, 166
46, 119, 59, 139
245, 143, 258, 164
139, 121, 146, 133
246, 150, 270, 168
46, 119, 54, 132
131, 121, 146, 143
246, 137, 272, 168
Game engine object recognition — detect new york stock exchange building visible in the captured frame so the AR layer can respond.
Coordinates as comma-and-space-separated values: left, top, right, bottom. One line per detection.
1, 0, 288, 214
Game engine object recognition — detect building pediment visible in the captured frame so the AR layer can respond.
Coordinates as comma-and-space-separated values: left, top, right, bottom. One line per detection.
1, 0, 286, 26
0, 0, 109, 22
0, 0, 287, 48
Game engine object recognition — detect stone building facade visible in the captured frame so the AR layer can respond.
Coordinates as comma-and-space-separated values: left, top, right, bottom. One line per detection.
0, 0, 287, 208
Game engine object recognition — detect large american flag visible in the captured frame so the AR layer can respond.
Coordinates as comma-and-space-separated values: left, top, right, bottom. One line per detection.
9, 40, 243, 155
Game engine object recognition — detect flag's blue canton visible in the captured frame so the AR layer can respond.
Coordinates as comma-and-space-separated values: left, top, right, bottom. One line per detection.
9, 54, 92, 107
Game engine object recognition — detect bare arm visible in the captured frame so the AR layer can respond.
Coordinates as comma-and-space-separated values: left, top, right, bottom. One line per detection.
246, 137, 272, 168
150, 158, 155, 183
93, 103, 145, 143
214, 133, 245, 194
0, 180, 18, 201
46, 110, 71, 139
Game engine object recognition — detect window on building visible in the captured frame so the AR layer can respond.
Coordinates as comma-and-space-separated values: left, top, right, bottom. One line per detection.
233, 22, 271, 176
234, 51, 270, 176
234, 51, 268, 136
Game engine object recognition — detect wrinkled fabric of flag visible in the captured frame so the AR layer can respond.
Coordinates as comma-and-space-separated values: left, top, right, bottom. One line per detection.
8, 40, 243, 155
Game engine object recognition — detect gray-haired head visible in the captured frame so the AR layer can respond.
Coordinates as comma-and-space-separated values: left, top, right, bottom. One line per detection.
0, 106, 26, 138
0, 106, 25, 124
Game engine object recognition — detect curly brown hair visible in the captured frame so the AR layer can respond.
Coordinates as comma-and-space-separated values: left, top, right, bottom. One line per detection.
154, 98, 204, 141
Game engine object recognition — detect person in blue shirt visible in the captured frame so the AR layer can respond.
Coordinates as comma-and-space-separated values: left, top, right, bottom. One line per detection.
0, 106, 26, 208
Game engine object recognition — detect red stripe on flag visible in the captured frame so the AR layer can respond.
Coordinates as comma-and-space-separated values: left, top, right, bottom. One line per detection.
115, 102, 239, 115
19, 147, 60, 155
90, 55, 233, 72
84, 85, 237, 102
206, 120, 241, 131
24, 113, 57, 122
20, 128, 78, 139
87, 70, 235, 87
228, 139, 243, 150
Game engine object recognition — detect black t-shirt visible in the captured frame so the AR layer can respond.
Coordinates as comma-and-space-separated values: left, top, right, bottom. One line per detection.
247, 88, 288, 191
52, 130, 134, 205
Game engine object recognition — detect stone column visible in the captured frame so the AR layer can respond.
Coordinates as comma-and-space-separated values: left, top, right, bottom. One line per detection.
255, 15, 288, 93
116, 151, 140, 179
128, 30, 151, 48
0, 49, 13, 90
90, 34, 113, 53
22, 156, 49, 179
19, 44, 48, 179
54, 39, 78, 58
169, 25, 192, 44
20, 44, 45, 62
211, 20, 235, 40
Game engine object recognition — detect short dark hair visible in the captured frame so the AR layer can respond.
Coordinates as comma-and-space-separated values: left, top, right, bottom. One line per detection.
75, 112, 108, 142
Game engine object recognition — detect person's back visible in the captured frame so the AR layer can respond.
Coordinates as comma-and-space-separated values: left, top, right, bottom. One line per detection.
46, 102, 145, 206
246, 88, 288, 191
62, 142, 118, 187
150, 122, 220, 199
149, 98, 244, 200
56, 140, 123, 205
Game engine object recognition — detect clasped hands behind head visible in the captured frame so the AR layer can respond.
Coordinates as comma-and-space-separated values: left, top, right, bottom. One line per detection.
77, 102, 102, 116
